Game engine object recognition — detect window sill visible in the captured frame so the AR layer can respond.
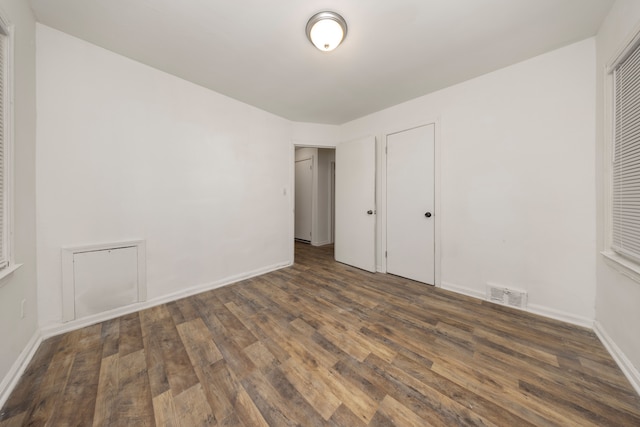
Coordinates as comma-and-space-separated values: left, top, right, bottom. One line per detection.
602, 251, 640, 284
0, 263, 22, 288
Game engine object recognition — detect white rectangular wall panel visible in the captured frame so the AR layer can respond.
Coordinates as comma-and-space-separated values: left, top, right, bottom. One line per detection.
62, 240, 146, 321
73, 246, 138, 319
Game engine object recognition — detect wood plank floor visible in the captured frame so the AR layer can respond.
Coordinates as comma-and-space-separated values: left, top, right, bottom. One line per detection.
2, 242, 640, 426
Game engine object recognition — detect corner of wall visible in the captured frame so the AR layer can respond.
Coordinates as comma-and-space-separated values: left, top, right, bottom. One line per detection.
0, 0, 40, 410
594, 0, 640, 388
594, 321, 640, 396
0, 330, 41, 409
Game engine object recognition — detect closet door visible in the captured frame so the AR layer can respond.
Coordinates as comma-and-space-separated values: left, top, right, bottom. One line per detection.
387, 124, 435, 284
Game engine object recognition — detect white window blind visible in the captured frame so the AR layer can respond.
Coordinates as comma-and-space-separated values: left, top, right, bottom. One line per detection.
613, 40, 640, 262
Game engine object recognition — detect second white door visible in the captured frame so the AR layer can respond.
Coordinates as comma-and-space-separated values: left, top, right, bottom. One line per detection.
335, 136, 376, 272
386, 124, 435, 284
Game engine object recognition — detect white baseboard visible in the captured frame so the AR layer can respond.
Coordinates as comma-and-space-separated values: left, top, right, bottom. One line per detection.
311, 240, 331, 247
0, 330, 42, 410
440, 281, 485, 299
41, 260, 292, 339
441, 281, 593, 328
527, 303, 593, 329
594, 321, 640, 396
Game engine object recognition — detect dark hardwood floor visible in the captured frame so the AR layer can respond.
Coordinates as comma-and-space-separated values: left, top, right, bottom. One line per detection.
2, 242, 640, 426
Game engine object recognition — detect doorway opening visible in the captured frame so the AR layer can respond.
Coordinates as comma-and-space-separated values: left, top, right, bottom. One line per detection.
293, 146, 336, 261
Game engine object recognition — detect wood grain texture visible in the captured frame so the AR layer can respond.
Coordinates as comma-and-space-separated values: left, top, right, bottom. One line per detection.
1, 242, 639, 426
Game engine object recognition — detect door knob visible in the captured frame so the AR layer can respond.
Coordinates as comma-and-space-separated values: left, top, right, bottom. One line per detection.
367, 210, 373, 215
424, 212, 432, 218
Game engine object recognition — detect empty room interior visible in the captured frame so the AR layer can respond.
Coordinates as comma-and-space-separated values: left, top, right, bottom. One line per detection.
2, 0, 640, 425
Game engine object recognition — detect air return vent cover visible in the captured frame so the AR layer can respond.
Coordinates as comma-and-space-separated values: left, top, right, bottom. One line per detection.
486, 284, 527, 309
62, 240, 146, 322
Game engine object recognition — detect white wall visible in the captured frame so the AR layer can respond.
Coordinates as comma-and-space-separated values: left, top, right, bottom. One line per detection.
0, 0, 38, 402
595, 0, 640, 387
292, 122, 339, 148
36, 25, 292, 326
340, 39, 597, 324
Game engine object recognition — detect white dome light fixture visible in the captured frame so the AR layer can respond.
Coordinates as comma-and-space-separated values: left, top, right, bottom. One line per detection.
306, 11, 347, 52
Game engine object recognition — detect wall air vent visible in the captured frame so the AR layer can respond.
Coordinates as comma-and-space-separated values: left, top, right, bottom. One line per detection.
486, 283, 527, 309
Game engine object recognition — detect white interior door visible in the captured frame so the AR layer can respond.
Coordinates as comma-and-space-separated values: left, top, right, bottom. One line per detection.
295, 158, 313, 241
387, 124, 435, 284
335, 136, 376, 272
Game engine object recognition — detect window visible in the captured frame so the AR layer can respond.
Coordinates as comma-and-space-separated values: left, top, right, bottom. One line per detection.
612, 38, 640, 263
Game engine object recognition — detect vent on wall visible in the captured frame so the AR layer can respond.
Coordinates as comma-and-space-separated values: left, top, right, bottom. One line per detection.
486, 283, 527, 309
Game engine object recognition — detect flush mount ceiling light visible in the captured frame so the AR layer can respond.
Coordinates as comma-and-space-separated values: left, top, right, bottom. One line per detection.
306, 11, 348, 52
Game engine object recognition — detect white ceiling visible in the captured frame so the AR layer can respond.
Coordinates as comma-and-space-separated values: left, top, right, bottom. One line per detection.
29, 0, 614, 124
